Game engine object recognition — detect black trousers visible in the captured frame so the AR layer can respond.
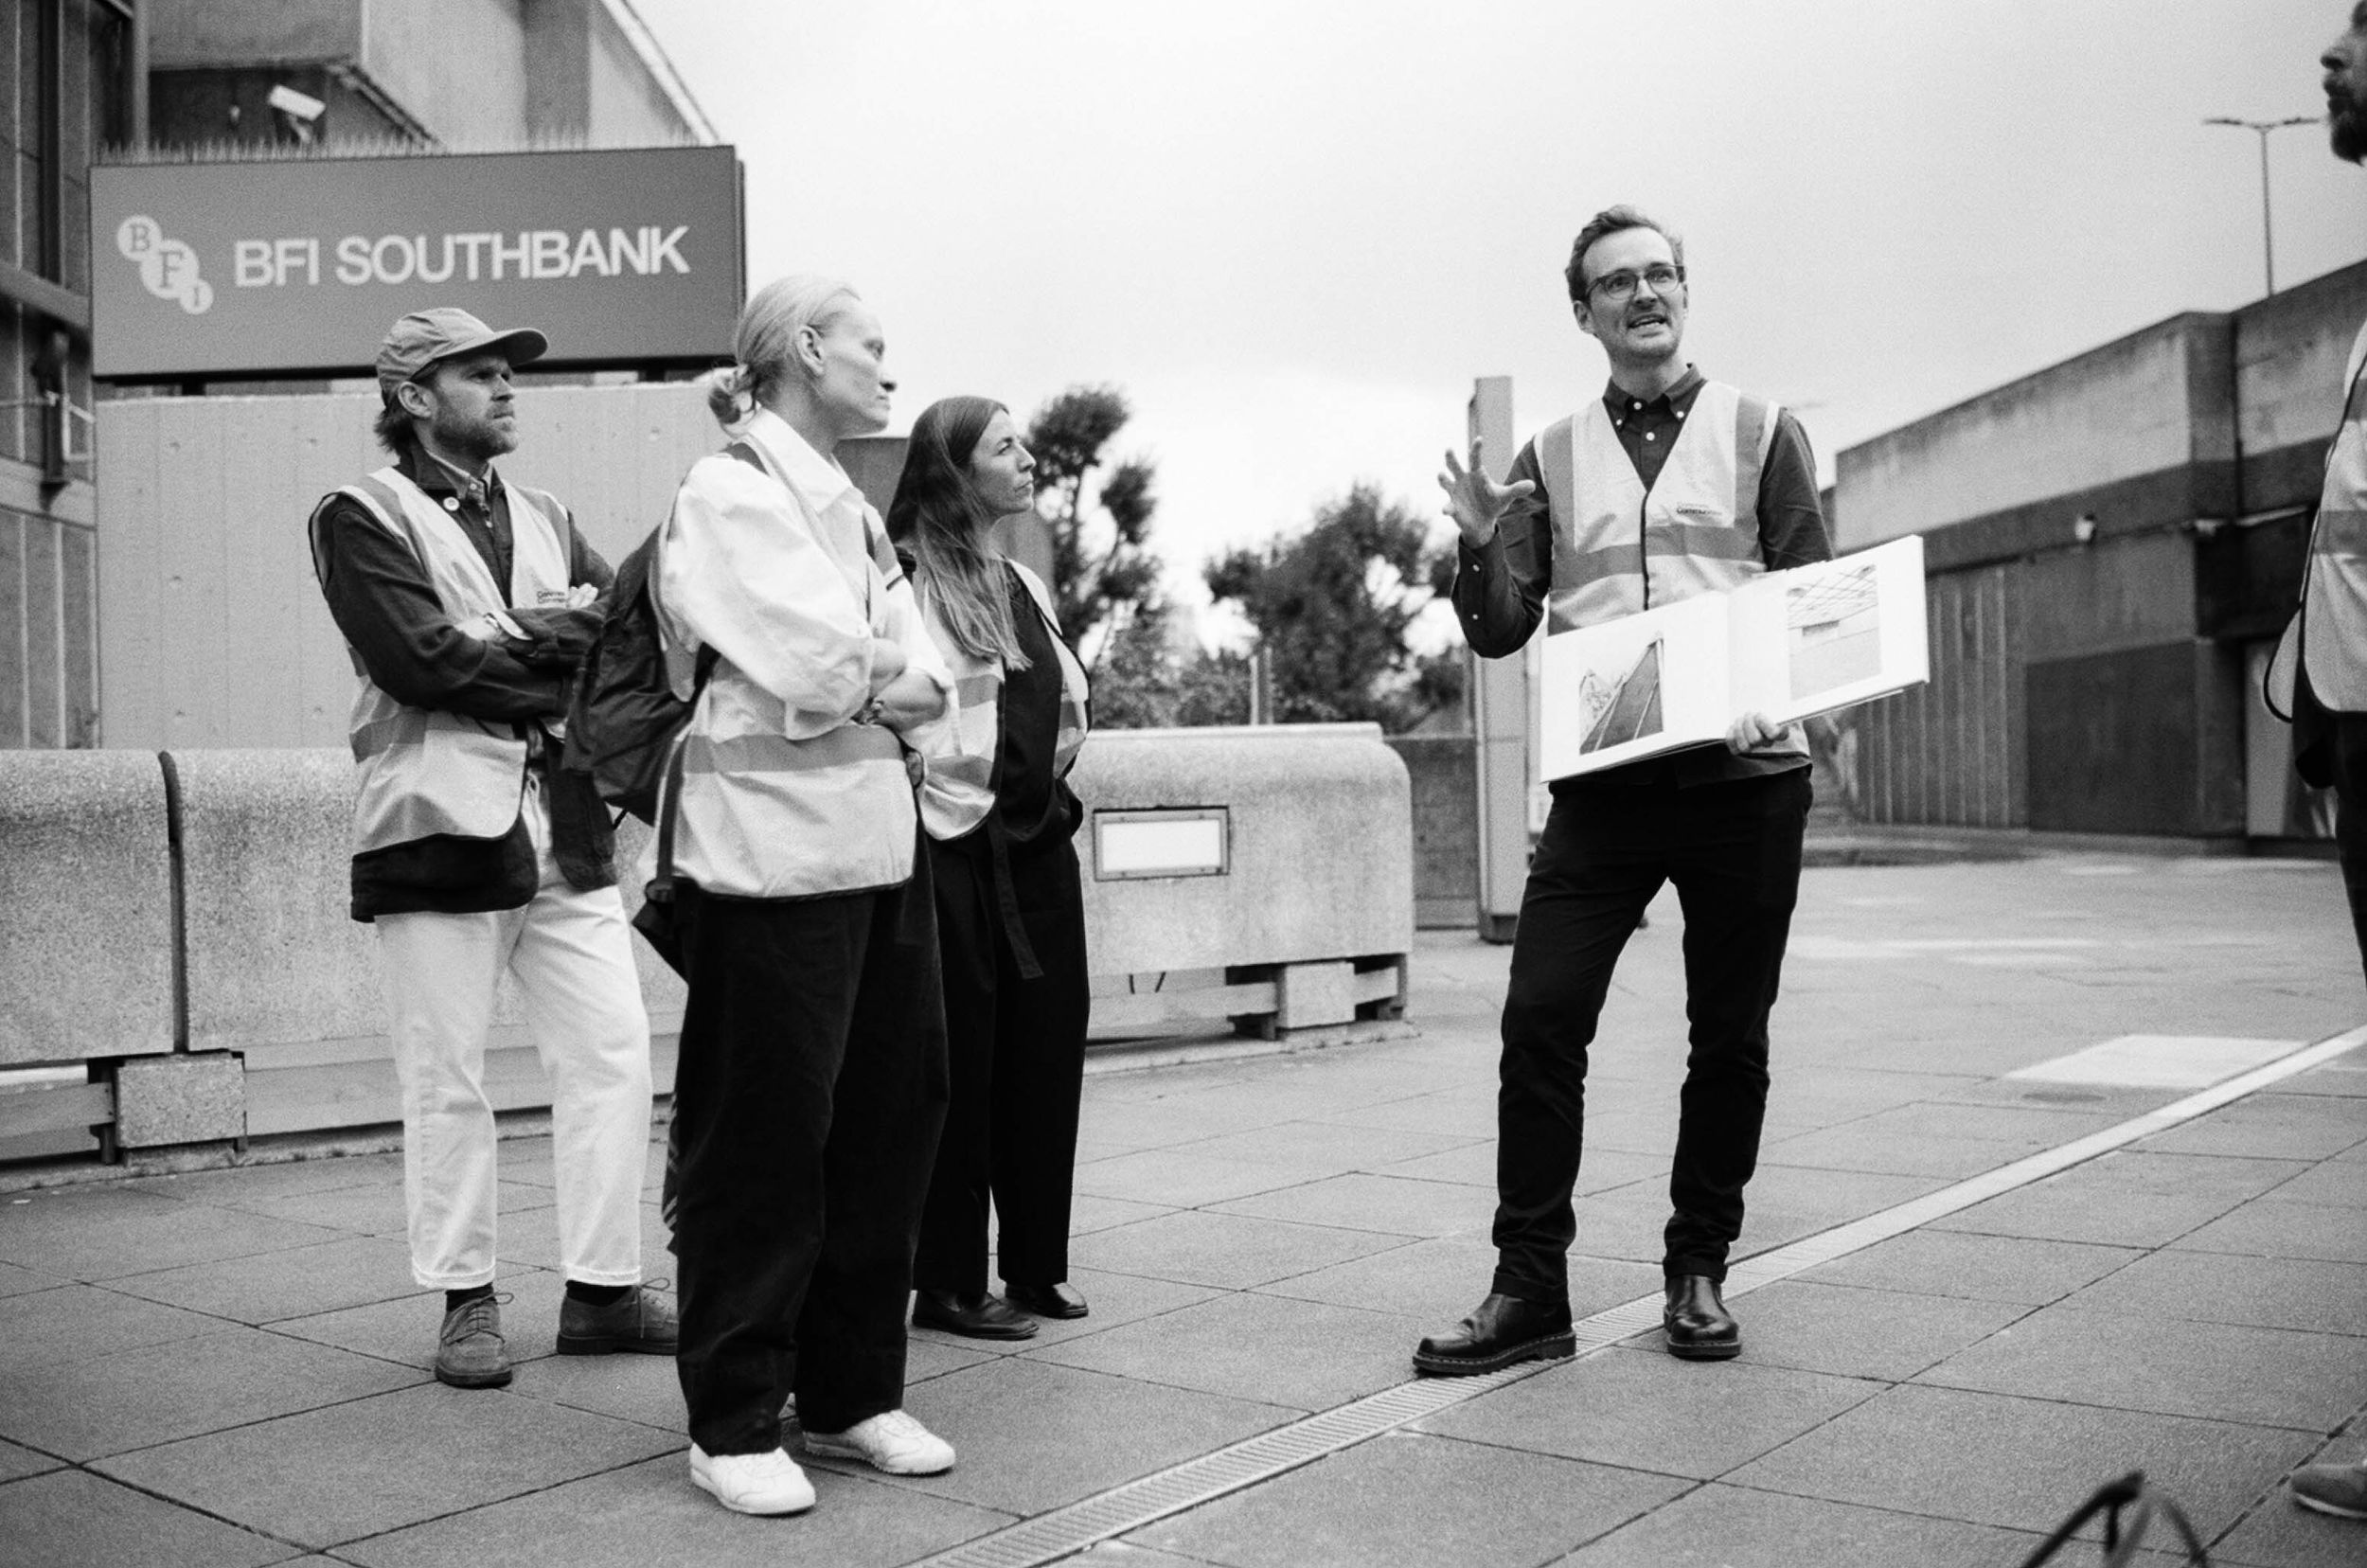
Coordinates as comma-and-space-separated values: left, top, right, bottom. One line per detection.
1491, 768, 1810, 1301
669, 868, 949, 1454
913, 834, 1091, 1295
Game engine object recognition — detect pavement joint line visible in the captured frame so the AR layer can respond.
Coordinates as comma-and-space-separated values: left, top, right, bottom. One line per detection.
906, 1023, 2367, 1568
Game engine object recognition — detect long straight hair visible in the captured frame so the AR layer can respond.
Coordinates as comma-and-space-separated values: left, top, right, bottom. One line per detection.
886, 396, 1029, 669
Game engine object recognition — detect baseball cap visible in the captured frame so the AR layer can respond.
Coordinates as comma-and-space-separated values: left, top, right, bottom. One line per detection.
375, 308, 548, 401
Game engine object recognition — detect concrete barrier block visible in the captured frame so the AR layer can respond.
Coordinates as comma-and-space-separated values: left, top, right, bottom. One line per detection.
0, 752, 174, 1063
116, 1051, 245, 1148
1071, 724, 1414, 977
1275, 960, 1355, 1030
175, 749, 685, 1058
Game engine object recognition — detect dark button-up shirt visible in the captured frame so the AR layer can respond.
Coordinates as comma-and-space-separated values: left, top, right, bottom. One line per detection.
1451, 365, 1832, 786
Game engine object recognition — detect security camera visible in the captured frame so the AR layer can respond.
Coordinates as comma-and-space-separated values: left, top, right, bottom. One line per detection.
266, 84, 326, 123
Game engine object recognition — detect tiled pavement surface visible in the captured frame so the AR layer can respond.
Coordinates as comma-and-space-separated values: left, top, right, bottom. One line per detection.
3, 852, 2364, 1566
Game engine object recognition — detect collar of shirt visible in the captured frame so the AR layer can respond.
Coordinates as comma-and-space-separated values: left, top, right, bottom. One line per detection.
1602, 365, 1705, 430
400, 444, 503, 512
740, 406, 864, 522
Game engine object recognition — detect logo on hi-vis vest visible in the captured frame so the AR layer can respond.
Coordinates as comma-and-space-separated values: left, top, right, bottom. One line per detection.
117, 215, 215, 315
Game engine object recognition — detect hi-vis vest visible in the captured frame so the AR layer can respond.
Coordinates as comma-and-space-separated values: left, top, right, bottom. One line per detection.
1536, 381, 1805, 760
662, 438, 926, 900
917, 560, 1091, 842
2300, 321, 2367, 711
318, 467, 572, 854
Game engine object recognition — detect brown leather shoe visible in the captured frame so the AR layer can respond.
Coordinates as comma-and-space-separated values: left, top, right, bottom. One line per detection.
1412, 1292, 1575, 1377
1663, 1274, 1740, 1360
436, 1294, 512, 1388
913, 1288, 1039, 1340
557, 1283, 680, 1355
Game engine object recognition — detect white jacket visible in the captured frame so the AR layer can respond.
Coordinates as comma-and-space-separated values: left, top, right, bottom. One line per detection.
655, 409, 958, 899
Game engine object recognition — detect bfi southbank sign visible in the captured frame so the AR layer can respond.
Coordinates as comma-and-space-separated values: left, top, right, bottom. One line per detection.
90, 146, 742, 380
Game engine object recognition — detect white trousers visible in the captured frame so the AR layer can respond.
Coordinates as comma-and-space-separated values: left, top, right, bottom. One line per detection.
375, 783, 653, 1290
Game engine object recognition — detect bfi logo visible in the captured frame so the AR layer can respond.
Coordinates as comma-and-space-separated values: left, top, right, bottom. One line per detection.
116, 215, 214, 315
232, 226, 695, 289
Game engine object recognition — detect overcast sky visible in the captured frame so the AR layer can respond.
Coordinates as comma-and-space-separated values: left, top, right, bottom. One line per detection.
638, 0, 2366, 633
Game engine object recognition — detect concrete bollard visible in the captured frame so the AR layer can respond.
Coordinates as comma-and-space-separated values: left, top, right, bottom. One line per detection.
0, 751, 174, 1065
1070, 723, 1414, 1037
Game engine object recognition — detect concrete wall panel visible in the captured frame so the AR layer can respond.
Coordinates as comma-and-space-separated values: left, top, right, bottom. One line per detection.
150, 0, 363, 65
360, 0, 527, 147
1071, 724, 1413, 976
2234, 261, 2367, 476
0, 751, 173, 1062
2019, 530, 2197, 663
1837, 319, 2218, 548
1384, 734, 1477, 930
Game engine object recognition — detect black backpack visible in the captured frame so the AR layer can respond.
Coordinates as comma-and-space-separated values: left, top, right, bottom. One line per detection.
561, 444, 756, 823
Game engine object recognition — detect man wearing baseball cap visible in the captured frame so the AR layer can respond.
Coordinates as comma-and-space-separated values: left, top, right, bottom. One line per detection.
308, 308, 673, 1388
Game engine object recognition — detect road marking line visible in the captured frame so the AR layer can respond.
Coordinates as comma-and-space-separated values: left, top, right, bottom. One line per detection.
908, 1025, 2367, 1568
2006, 1034, 2305, 1089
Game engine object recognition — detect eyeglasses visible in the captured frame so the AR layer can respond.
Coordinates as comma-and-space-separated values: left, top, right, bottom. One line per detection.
1585, 265, 1686, 304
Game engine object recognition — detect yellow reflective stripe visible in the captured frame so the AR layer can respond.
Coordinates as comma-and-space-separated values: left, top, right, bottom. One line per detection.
2315, 508, 2367, 557
1646, 523, 1761, 561
681, 723, 904, 775
954, 672, 1001, 707
1732, 393, 1771, 536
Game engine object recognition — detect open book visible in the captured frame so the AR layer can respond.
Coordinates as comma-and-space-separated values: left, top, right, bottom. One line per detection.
1539, 535, 1927, 780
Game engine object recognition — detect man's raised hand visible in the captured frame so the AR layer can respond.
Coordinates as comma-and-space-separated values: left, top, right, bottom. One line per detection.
1438, 439, 1536, 549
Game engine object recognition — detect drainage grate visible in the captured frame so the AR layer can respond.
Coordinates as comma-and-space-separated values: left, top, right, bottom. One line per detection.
912, 1024, 2367, 1568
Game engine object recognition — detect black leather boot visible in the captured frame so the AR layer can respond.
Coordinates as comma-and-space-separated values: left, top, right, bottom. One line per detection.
1413, 1292, 1575, 1377
1663, 1274, 1739, 1360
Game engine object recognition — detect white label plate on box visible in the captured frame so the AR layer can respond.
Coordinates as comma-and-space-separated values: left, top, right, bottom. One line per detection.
1094, 809, 1230, 880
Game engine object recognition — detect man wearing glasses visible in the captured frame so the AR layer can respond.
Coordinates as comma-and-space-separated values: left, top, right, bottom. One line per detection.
1418, 205, 1831, 1375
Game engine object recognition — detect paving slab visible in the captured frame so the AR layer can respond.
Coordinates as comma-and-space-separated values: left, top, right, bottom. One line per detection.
1557, 1481, 2050, 1567
335, 1452, 1010, 1568
129, 1150, 406, 1204
504, 1345, 684, 1432
0, 1259, 64, 1297
96, 1382, 681, 1549
1063, 1208, 1414, 1291
1124, 1431, 1689, 1568
0, 1436, 62, 1483
105, 1234, 421, 1324
1416, 1345, 1885, 1480
1727, 1383, 2321, 1540
915, 1266, 1225, 1359
1714, 1278, 2034, 1381
1793, 1228, 2145, 1306
2130, 1092, 2367, 1161
2264, 1157, 2367, 1207
1066, 1193, 1177, 1236
0, 1468, 299, 1568
1024, 1289, 1424, 1412
0, 1194, 347, 1281
824, 1356, 1289, 1517
1912, 1304, 2367, 1430
1204, 1170, 1493, 1237
2058, 1248, 2367, 1335
1072, 1147, 1331, 1207
0, 1280, 231, 1366
1, 1325, 422, 1461
1309, 1089, 1501, 1139
2168, 1197, 2367, 1265
1931, 1150, 2314, 1248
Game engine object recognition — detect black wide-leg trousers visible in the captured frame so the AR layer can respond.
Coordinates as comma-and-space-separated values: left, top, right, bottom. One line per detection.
1490, 768, 1810, 1302
669, 867, 949, 1455
914, 834, 1091, 1296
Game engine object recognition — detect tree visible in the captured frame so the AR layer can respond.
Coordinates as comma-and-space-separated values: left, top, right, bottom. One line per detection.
1024, 384, 1162, 666
1204, 483, 1462, 732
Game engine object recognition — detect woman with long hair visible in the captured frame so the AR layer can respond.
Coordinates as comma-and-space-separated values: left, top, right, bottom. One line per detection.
888, 396, 1094, 1341
658, 276, 960, 1516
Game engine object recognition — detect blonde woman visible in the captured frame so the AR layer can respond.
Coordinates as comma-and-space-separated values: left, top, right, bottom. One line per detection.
659, 277, 958, 1515
887, 396, 1094, 1341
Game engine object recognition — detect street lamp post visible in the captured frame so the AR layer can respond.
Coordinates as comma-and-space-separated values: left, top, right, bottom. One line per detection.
2203, 115, 2320, 296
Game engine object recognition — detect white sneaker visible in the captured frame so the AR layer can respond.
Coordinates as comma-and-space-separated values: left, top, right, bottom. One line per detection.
801, 1409, 955, 1476
688, 1444, 816, 1515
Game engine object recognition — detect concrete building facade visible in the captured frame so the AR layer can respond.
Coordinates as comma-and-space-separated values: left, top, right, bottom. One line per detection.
0, 0, 711, 752
1833, 258, 2367, 846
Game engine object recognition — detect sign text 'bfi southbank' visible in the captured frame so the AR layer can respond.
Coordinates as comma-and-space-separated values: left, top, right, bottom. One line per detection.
91, 146, 743, 380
